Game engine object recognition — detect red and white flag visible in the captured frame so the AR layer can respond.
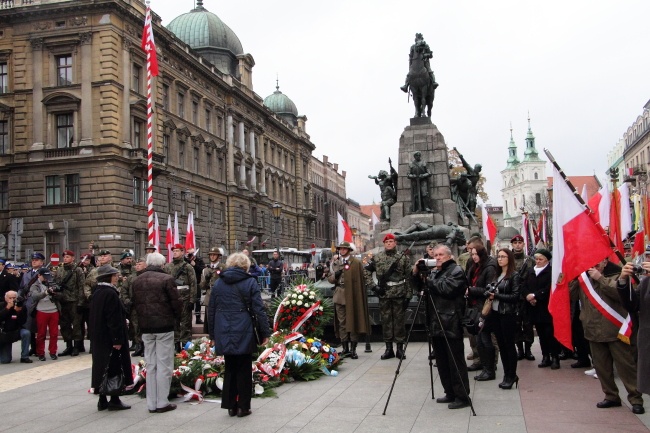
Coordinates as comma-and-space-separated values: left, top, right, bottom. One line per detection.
371, 211, 380, 229
185, 211, 195, 251
166, 214, 173, 263
246, 236, 257, 245
174, 212, 180, 245
140, 4, 159, 76
618, 183, 632, 240
580, 184, 589, 203
550, 165, 614, 350
153, 212, 160, 251
337, 212, 353, 245
632, 230, 645, 258
481, 206, 497, 244
588, 183, 610, 228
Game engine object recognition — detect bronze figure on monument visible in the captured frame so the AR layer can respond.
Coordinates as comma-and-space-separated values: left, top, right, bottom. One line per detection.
368, 159, 398, 221
407, 151, 432, 213
400, 33, 438, 118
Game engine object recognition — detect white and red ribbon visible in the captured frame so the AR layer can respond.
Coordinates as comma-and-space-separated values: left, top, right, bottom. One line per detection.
255, 343, 287, 377
291, 301, 321, 332
578, 272, 633, 344
180, 383, 203, 402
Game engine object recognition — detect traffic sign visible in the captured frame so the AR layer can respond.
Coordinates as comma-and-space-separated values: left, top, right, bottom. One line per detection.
50, 253, 60, 266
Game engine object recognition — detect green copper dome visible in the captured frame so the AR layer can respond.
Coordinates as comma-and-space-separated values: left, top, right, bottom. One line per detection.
264, 83, 299, 120
167, 1, 243, 75
506, 125, 520, 169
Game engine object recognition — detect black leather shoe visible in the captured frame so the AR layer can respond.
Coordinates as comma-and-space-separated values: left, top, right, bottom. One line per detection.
107, 400, 131, 411
50, 354, 58, 360
20, 358, 33, 363
550, 357, 560, 370
98, 397, 109, 411
632, 404, 645, 414
571, 361, 591, 368
537, 356, 551, 368
474, 370, 496, 381
436, 395, 454, 404
195, 317, 204, 325
156, 404, 176, 413
38, 355, 46, 361
596, 399, 622, 409
524, 351, 536, 361
467, 363, 483, 372
237, 408, 252, 417
228, 408, 237, 417
448, 399, 470, 409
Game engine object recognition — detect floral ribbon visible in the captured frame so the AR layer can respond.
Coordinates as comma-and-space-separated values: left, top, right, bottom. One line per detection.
290, 300, 321, 332
578, 272, 632, 344
256, 343, 287, 377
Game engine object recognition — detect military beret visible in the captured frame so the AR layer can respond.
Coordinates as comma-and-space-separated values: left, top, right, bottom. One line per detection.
511, 235, 524, 243
63, 250, 75, 257
383, 233, 396, 242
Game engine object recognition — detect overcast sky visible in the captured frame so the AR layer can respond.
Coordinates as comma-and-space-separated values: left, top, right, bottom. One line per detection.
152, 0, 650, 208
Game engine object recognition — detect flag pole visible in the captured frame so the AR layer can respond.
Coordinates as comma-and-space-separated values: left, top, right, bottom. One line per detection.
544, 148, 630, 268
144, 0, 155, 245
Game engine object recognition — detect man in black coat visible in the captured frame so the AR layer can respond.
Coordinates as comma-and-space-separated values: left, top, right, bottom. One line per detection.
267, 250, 284, 298
185, 248, 205, 325
426, 245, 471, 409
132, 252, 182, 414
0, 290, 31, 363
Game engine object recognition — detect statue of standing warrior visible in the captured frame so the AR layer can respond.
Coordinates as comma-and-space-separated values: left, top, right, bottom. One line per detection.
407, 152, 432, 213
454, 147, 482, 214
368, 159, 398, 221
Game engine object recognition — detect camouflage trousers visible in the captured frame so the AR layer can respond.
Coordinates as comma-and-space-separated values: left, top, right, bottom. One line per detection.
175, 296, 193, 345
128, 309, 141, 344
379, 298, 407, 343
59, 301, 82, 341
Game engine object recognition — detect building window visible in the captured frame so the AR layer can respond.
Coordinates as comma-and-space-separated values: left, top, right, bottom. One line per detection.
133, 119, 144, 149
56, 55, 73, 86
181, 191, 188, 216
239, 204, 245, 226
133, 177, 146, 206
195, 195, 201, 219
56, 113, 74, 148
0, 62, 7, 94
45, 174, 79, 205
178, 92, 185, 118
167, 187, 173, 211
178, 140, 185, 169
534, 172, 539, 180
162, 84, 169, 110
132, 64, 142, 93
535, 193, 541, 206
218, 157, 224, 182
219, 201, 225, 223
205, 109, 211, 133
206, 152, 212, 177
0, 180, 7, 210
192, 101, 198, 124
217, 116, 223, 137
251, 206, 257, 227
0, 120, 8, 154
193, 147, 199, 172
207, 198, 214, 222
260, 211, 265, 229
162, 133, 170, 163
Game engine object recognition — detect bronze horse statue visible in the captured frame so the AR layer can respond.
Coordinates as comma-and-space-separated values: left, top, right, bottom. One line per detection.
406, 47, 437, 118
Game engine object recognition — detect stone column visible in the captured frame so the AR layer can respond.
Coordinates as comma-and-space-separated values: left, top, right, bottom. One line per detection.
227, 113, 235, 186
249, 129, 257, 192
260, 137, 267, 195
79, 32, 93, 146
238, 121, 246, 188
31, 38, 44, 147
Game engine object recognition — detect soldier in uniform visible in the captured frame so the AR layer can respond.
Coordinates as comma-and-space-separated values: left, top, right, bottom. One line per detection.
367, 233, 412, 360
121, 257, 147, 357
185, 247, 205, 325
77, 252, 95, 352
328, 241, 370, 360
200, 247, 224, 334
165, 244, 197, 352
116, 250, 135, 349
511, 235, 536, 361
56, 250, 85, 357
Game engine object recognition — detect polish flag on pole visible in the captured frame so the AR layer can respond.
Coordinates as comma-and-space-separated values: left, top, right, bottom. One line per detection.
481, 206, 497, 244
185, 211, 195, 251
588, 183, 610, 228
174, 212, 180, 245
140, 2, 159, 76
618, 183, 632, 241
337, 212, 353, 245
153, 212, 160, 251
580, 184, 589, 203
632, 230, 645, 258
371, 211, 380, 229
550, 163, 614, 350
166, 214, 173, 263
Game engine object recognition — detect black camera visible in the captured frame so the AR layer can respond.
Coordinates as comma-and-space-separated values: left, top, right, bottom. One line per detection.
483, 283, 497, 297
46, 282, 62, 293
15, 296, 25, 308
631, 264, 646, 275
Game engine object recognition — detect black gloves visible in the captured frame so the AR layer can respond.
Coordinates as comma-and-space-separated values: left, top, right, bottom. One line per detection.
335, 270, 343, 279
372, 285, 386, 297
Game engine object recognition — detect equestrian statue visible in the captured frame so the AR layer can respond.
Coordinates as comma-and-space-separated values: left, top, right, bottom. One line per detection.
400, 33, 438, 118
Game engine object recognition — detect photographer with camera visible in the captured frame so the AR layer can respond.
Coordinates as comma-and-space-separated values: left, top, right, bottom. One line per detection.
425, 245, 471, 409
0, 290, 31, 363
30, 268, 61, 361
368, 233, 412, 360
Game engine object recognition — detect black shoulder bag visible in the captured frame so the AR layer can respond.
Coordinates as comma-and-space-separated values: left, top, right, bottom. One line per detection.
98, 349, 125, 396
236, 287, 261, 346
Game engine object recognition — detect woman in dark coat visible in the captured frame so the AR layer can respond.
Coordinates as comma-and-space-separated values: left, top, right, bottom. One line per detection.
522, 249, 559, 369
209, 252, 270, 418
89, 265, 133, 411
466, 245, 498, 377
485, 248, 521, 389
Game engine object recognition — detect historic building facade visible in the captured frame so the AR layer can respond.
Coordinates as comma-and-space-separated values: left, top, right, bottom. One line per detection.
617, 99, 650, 189
310, 154, 347, 250
500, 120, 547, 231
0, 0, 317, 260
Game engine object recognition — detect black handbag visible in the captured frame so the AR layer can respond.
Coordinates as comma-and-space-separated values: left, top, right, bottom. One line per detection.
461, 305, 482, 335
98, 350, 125, 396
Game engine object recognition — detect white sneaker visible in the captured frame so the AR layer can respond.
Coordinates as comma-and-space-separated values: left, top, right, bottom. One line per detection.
585, 368, 596, 376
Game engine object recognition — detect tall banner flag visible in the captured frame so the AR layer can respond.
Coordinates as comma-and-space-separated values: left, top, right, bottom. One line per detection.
166, 214, 173, 263
618, 183, 632, 240
548, 154, 614, 350
174, 211, 180, 245
609, 187, 625, 264
588, 183, 610, 228
337, 212, 353, 246
185, 211, 195, 251
153, 212, 160, 251
481, 206, 497, 244
141, 1, 159, 246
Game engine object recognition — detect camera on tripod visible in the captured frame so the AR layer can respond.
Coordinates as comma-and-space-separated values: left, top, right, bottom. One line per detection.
416, 258, 437, 273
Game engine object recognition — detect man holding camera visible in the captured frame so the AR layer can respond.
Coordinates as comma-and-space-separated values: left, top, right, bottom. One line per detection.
424, 245, 471, 409
56, 250, 85, 357
0, 290, 31, 363
368, 233, 412, 360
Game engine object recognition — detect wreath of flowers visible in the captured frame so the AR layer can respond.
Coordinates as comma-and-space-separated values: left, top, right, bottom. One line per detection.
272, 280, 333, 336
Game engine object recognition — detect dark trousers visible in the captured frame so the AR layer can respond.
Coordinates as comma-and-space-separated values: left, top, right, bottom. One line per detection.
534, 321, 559, 358
222, 354, 253, 411
487, 312, 518, 378
432, 336, 469, 400
572, 304, 591, 364
270, 277, 281, 296
476, 318, 496, 372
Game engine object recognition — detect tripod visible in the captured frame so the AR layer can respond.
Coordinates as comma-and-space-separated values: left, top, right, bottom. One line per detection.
383, 290, 435, 415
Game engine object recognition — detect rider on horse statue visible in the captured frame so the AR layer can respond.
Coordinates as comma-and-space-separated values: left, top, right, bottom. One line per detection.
401, 33, 438, 93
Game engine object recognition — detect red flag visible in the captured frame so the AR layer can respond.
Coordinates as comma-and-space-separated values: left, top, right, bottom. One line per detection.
141, 5, 159, 76
632, 230, 645, 258
337, 212, 353, 245
645, 197, 650, 245
481, 206, 497, 244
550, 165, 613, 350
185, 212, 195, 251
609, 188, 624, 264
166, 215, 173, 263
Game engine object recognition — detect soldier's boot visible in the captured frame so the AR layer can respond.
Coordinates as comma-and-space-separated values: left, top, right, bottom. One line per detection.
396, 343, 406, 360
133, 342, 144, 357
76, 340, 86, 353
524, 342, 535, 361
195, 314, 204, 325
341, 342, 350, 357
381, 343, 395, 360
350, 342, 359, 360
400, 84, 409, 93
71, 341, 80, 357
59, 340, 74, 356
128, 341, 137, 351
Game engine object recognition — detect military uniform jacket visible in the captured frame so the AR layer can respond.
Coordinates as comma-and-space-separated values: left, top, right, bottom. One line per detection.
79, 264, 94, 307
200, 263, 224, 307
369, 249, 412, 299
164, 258, 198, 302
569, 275, 626, 343
117, 264, 134, 308
55, 263, 84, 304
327, 256, 370, 334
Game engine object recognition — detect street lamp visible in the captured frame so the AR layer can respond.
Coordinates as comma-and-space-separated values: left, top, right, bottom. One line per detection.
272, 202, 283, 250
